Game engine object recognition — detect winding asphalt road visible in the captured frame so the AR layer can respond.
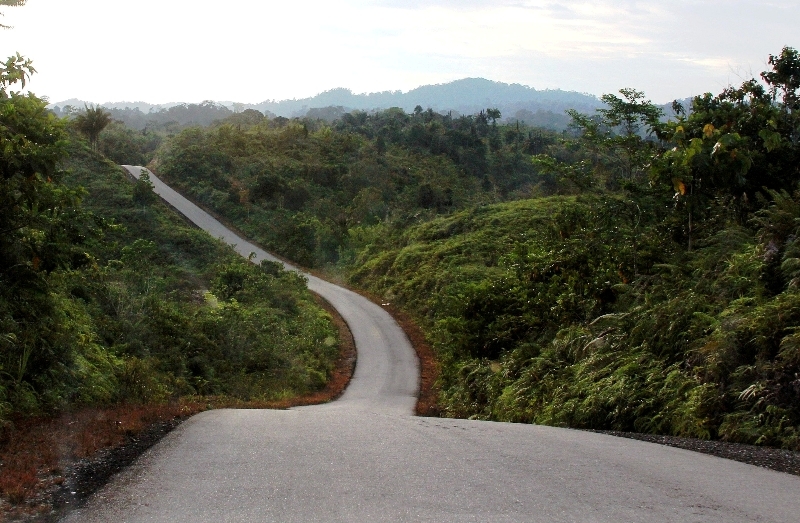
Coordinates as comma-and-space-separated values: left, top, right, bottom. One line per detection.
62, 166, 800, 523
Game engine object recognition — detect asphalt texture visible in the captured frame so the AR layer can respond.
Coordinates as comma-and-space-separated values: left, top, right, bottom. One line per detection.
61, 166, 800, 523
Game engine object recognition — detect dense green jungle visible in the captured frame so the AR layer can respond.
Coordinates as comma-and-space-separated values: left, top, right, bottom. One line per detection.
135, 47, 800, 450
0, 56, 339, 426
4, 46, 800, 451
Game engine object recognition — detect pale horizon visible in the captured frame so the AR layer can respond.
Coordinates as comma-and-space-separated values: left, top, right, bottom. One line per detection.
0, 1, 797, 106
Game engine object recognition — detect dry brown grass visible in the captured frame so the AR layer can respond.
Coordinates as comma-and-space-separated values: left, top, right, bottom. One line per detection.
0, 402, 206, 520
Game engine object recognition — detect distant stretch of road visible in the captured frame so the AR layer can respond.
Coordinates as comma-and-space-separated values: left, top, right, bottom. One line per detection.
62, 166, 800, 523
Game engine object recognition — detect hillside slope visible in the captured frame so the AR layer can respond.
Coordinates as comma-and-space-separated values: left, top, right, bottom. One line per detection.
345, 194, 800, 450
1, 134, 340, 425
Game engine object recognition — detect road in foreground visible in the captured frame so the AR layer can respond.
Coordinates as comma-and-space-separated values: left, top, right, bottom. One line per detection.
62, 167, 800, 523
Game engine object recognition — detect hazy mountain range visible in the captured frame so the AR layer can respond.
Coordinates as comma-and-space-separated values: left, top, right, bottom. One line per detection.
49, 78, 686, 131
252, 78, 603, 117
50, 78, 608, 129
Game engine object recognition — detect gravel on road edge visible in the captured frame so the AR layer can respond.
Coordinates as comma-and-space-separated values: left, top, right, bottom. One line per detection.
29, 418, 184, 523
589, 429, 800, 476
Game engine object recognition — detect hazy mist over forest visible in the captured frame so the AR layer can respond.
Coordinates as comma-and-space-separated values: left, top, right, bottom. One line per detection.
49, 78, 613, 131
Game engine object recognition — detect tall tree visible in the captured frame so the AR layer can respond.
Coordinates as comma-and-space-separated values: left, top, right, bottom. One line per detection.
73, 104, 112, 151
649, 47, 800, 249
566, 88, 663, 185
1, 53, 88, 413
762, 46, 800, 146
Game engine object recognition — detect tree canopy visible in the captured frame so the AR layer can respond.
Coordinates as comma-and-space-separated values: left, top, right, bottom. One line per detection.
73, 105, 113, 150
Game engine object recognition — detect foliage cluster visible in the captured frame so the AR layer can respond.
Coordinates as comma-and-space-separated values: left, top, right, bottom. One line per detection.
153, 104, 569, 267
0, 63, 338, 424
58, 104, 163, 166
96, 120, 162, 166
72, 104, 112, 151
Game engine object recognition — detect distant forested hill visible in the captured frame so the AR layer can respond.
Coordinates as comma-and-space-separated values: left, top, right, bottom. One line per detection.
252, 78, 603, 123
50, 78, 605, 131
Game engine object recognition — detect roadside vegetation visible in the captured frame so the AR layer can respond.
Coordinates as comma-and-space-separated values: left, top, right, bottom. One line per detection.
0, 53, 340, 512
147, 47, 800, 450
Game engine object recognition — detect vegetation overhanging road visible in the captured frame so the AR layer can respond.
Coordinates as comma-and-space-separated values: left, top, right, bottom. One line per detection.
62, 166, 800, 523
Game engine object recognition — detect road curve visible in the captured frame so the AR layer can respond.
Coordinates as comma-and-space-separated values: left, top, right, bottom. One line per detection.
120, 165, 419, 416
62, 166, 800, 523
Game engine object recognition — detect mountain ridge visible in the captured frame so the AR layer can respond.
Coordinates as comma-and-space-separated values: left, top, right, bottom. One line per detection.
49, 77, 604, 129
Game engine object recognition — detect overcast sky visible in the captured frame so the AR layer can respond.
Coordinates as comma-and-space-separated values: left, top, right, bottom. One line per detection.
0, 1, 797, 105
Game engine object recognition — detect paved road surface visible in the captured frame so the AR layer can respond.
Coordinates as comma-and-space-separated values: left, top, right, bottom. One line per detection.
62, 166, 800, 523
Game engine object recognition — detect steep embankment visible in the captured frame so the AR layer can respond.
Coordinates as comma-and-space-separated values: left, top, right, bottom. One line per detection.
346, 194, 800, 450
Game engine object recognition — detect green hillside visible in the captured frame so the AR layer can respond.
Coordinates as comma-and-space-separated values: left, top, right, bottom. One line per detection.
6, 44, 800, 451
348, 194, 800, 448
0, 66, 338, 424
